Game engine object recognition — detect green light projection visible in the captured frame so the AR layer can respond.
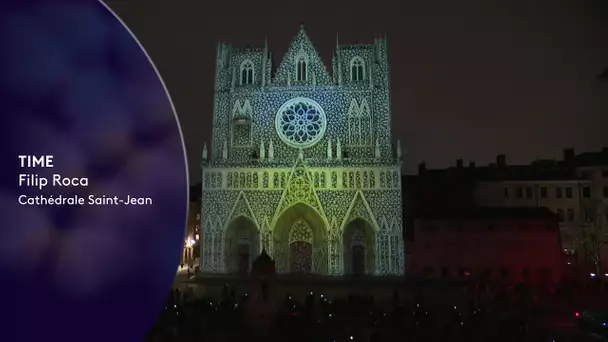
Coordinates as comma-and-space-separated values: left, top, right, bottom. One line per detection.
200, 25, 404, 276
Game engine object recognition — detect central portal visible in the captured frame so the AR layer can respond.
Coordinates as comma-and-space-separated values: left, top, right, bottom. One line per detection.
289, 220, 313, 273
272, 203, 328, 275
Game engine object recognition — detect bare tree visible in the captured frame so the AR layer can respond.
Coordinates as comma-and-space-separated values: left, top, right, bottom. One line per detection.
580, 201, 608, 275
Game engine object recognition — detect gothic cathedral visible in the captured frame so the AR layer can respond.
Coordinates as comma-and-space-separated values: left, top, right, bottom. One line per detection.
200, 25, 404, 276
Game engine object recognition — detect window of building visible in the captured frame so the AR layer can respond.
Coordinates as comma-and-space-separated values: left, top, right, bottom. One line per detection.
603, 170, 608, 178
556, 209, 564, 222
583, 209, 593, 222
525, 186, 533, 198
566, 187, 573, 198
295, 56, 307, 81
459, 268, 472, 277
516, 187, 523, 198
349, 56, 365, 81
581, 171, 591, 179
504, 187, 509, 198
239, 60, 254, 85
603, 186, 608, 198
422, 266, 433, 277
567, 208, 575, 222
441, 267, 449, 277
556, 187, 563, 198
540, 187, 548, 198
583, 186, 591, 198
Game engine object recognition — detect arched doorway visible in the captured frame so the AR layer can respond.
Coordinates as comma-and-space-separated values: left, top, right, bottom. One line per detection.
224, 216, 260, 274
289, 220, 313, 273
273, 203, 328, 274
343, 218, 376, 276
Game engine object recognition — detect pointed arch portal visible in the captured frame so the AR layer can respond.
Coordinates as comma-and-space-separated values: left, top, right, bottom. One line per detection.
343, 218, 376, 276
224, 216, 260, 274
272, 203, 328, 275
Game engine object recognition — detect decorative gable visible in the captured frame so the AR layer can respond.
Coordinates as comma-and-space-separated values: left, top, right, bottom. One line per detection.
225, 191, 258, 228
231, 99, 253, 147
341, 190, 378, 231
272, 156, 327, 222
272, 24, 331, 86
232, 99, 253, 120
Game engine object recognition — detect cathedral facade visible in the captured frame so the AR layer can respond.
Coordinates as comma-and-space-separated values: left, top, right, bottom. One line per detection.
200, 25, 404, 276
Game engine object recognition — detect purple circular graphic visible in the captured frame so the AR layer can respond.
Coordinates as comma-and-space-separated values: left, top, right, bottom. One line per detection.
0, 1, 189, 341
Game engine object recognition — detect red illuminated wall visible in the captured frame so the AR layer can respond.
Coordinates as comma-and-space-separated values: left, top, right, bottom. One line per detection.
405, 210, 564, 284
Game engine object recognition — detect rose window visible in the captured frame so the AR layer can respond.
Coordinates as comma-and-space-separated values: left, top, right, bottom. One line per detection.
275, 97, 327, 148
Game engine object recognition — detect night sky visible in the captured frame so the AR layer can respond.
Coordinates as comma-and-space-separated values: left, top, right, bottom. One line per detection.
106, 0, 608, 181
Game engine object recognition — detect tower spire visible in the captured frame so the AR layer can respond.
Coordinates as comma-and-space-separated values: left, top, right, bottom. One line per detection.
267, 51, 273, 85
262, 37, 268, 87
336, 33, 343, 86
336, 32, 340, 52
215, 41, 221, 64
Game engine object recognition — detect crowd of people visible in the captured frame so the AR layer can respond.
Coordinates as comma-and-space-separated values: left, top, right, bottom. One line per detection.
144, 282, 600, 342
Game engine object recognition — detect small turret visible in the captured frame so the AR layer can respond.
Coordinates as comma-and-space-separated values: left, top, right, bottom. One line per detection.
336, 33, 343, 85
268, 139, 274, 160
396, 140, 402, 160
261, 37, 268, 87
259, 140, 265, 160
336, 138, 342, 160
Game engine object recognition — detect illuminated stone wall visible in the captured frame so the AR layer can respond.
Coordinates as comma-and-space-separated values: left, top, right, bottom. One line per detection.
200, 25, 404, 276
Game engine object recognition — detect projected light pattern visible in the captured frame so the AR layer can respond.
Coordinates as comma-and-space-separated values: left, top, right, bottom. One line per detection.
199, 25, 404, 277
276, 98, 326, 148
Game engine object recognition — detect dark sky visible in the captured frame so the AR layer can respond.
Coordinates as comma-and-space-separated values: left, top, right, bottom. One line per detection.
106, 0, 608, 182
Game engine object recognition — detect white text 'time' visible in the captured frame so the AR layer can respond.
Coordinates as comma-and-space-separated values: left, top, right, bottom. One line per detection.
18, 155, 54, 168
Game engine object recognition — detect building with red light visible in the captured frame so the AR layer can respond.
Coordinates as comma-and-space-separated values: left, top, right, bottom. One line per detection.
405, 207, 565, 285
404, 147, 608, 279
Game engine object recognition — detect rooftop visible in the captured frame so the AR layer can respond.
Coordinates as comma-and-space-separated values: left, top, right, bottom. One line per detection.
413, 206, 557, 220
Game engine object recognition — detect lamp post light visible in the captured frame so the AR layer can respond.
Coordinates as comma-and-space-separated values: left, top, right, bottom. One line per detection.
183, 237, 197, 266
